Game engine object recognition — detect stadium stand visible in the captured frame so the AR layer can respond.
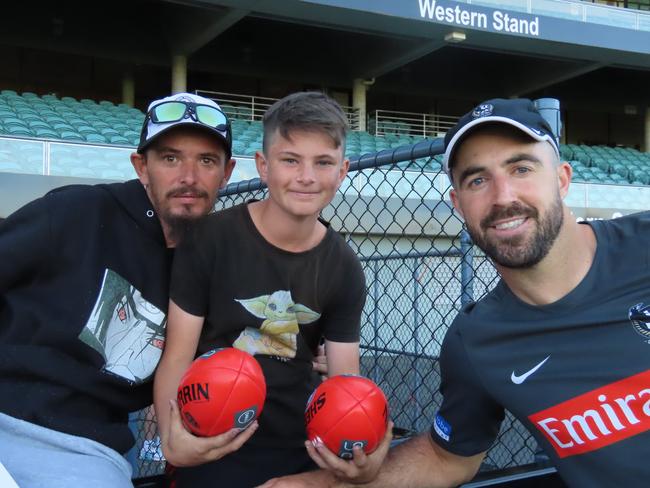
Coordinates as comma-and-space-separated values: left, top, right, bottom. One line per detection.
0, 90, 143, 146
0, 90, 648, 187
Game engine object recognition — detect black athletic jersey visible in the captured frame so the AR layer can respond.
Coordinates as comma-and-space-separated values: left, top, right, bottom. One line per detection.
431, 211, 650, 487
171, 203, 366, 447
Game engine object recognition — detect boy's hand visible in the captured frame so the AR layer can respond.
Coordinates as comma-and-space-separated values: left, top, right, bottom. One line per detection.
305, 420, 393, 484
162, 399, 258, 467
312, 343, 328, 378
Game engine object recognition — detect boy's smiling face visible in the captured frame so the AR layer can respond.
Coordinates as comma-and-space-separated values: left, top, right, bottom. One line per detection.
255, 129, 349, 220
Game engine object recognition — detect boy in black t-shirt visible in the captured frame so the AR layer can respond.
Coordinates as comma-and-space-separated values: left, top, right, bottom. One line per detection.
154, 92, 371, 487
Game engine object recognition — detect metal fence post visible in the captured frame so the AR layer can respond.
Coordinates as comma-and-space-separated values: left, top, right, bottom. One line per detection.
411, 258, 423, 432
371, 259, 380, 384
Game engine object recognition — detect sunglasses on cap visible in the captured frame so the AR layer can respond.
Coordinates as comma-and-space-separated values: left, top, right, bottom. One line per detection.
143, 100, 232, 145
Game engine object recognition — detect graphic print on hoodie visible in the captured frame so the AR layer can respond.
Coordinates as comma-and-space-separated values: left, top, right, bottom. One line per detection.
78, 268, 166, 385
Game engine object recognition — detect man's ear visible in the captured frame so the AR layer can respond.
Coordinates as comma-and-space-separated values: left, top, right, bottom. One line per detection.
130, 152, 150, 187
557, 161, 572, 199
450, 188, 465, 219
220, 158, 237, 189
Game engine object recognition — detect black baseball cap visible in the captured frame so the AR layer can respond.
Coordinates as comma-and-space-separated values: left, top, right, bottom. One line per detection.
443, 98, 560, 177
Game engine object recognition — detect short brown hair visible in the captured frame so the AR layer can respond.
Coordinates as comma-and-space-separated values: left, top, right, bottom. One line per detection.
262, 92, 348, 153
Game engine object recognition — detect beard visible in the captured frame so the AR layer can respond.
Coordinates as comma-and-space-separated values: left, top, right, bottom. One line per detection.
466, 193, 564, 269
154, 185, 212, 245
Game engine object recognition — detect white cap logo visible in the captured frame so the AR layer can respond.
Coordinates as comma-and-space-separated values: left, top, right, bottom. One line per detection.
472, 104, 494, 118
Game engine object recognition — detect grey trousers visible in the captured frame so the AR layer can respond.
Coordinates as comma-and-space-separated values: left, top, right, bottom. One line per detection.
0, 412, 133, 488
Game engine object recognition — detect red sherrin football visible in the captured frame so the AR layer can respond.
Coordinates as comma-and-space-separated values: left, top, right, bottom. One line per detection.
177, 348, 266, 437
305, 375, 389, 458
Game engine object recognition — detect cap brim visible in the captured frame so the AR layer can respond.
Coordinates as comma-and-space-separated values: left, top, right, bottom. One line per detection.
443, 116, 560, 177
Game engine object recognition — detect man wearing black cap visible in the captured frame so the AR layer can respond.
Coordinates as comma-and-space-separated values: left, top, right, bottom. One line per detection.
262, 98, 650, 487
0, 92, 238, 487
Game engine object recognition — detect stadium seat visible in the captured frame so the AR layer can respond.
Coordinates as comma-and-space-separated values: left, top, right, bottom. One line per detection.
84, 133, 108, 144
34, 128, 59, 138
237, 106, 252, 120
109, 135, 130, 145
6, 126, 34, 136
59, 130, 83, 141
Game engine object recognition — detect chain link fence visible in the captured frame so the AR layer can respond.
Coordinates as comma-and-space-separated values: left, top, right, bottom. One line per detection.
131, 139, 543, 479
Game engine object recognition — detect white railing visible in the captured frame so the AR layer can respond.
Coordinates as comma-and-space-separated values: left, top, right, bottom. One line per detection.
457, 0, 650, 30
195, 90, 361, 130
372, 110, 460, 138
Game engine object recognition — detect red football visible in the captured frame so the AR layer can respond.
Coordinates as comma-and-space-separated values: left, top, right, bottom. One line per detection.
305, 375, 389, 458
177, 348, 266, 437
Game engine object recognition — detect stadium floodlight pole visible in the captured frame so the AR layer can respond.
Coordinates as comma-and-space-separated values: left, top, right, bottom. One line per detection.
534, 98, 562, 146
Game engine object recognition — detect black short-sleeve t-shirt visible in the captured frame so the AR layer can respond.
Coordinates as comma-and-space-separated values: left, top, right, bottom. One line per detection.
171, 203, 366, 447
431, 211, 650, 486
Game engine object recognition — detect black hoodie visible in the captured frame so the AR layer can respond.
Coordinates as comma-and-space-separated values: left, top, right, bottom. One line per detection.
0, 179, 172, 454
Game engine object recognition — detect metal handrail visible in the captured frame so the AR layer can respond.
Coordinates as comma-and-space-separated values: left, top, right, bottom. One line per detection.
195, 89, 361, 130
461, 0, 650, 30
372, 109, 459, 138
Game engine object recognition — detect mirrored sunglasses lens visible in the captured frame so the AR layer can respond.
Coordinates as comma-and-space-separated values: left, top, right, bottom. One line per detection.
153, 102, 187, 122
196, 106, 227, 127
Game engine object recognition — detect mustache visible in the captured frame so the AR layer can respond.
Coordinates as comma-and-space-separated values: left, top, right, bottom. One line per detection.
480, 201, 538, 229
166, 186, 208, 199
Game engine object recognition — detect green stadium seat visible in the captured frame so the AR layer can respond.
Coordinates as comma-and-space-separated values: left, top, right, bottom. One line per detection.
237, 106, 252, 120
608, 174, 626, 184
34, 128, 59, 138
53, 123, 76, 132
75, 125, 99, 135
233, 142, 247, 154
27, 120, 50, 130
109, 135, 130, 144
574, 153, 591, 166
45, 115, 67, 125
610, 164, 628, 178
100, 128, 120, 137
591, 158, 609, 172
59, 130, 83, 141
6, 126, 34, 136
17, 112, 43, 122
220, 104, 236, 117
3, 117, 29, 128
629, 169, 650, 185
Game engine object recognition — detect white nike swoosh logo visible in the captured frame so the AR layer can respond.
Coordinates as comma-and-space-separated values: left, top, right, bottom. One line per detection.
510, 355, 550, 385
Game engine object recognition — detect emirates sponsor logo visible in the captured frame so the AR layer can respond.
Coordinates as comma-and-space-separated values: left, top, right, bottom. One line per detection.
529, 369, 650, 458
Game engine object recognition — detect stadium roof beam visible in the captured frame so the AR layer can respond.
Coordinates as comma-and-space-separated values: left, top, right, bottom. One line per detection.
162, 4, 249, 55
355, 39, 446, 79
509, 61, 606, 97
